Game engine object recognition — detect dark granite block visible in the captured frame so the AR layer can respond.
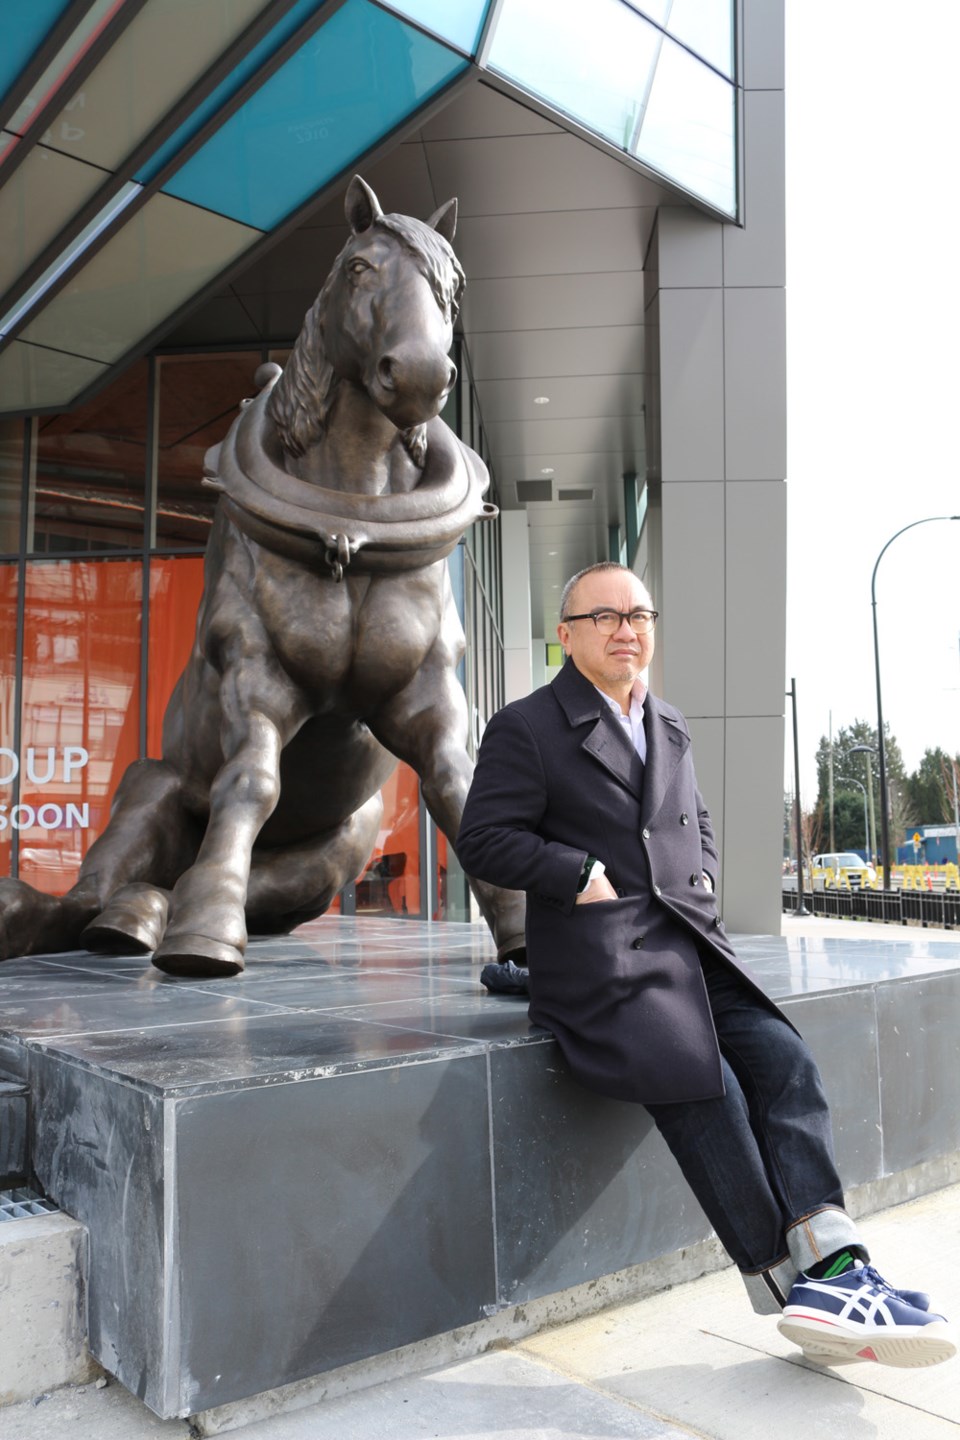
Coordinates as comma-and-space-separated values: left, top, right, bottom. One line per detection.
489, 1044, 711, 1307
0, 1078, 28, 1185
876, 972, 960, 1173
780, 987, 882, 1188
28, 1048, 168, 1411
171, 1051, 495, 1413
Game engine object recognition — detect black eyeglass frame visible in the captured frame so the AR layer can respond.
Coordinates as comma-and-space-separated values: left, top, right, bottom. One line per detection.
561, 608, 659, 634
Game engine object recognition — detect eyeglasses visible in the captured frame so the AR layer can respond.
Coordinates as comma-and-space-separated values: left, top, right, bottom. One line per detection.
562, 608, 659, 635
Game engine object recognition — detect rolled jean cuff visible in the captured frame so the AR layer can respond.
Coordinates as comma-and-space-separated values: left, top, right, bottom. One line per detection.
785, 1205, 868, 1276
741, 1254, 797, 1315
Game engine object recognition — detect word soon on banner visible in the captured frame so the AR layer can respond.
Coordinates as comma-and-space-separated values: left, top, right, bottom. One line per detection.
0, 802, 90, 831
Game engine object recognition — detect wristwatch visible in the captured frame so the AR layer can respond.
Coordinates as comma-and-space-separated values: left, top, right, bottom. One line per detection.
577, 856, 607, 892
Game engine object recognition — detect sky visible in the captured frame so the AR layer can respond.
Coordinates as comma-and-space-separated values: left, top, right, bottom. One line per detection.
783, 1, 960, 805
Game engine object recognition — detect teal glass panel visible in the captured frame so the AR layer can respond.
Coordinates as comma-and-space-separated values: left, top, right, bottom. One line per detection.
487, 0, 661, 155
136, 0, 328, 184
635, 36, 736, 215
162, 0, 467, 230
374, 0, 489, 55
0, 0, 73, 107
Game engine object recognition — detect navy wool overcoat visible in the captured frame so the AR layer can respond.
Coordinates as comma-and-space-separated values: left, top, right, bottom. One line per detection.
455, 659, 792, 1105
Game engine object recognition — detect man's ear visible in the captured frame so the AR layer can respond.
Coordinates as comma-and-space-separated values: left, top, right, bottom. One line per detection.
557, 620, 570, 653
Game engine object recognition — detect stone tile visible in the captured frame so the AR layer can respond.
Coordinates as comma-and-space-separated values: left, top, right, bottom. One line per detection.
29, 1008, 497, 1096
489, 1045, 711, 1307
877, 973, 960, 1172
171, 1052, 495, 1414
29, 1050, 168, 1414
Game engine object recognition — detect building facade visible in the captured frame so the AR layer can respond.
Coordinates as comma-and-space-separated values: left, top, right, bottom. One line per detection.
0, 0, 786, 933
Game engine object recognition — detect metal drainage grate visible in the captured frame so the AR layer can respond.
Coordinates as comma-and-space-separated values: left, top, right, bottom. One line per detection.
0, 1187, 59, 1223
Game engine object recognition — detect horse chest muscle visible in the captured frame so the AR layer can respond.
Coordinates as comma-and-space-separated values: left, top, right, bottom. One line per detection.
258, 566, 440, 703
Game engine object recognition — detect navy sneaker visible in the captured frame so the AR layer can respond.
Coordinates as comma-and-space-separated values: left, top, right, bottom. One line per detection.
778, 1266, 956, 1368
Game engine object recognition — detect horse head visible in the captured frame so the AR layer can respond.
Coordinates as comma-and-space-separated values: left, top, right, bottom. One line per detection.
268, 177, 464, 466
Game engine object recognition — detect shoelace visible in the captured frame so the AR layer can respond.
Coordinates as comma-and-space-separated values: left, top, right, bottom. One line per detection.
858, 1264, 904, 1298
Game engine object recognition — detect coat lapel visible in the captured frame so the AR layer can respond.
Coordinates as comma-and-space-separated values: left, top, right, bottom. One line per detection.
551, 661, 643, 801
641, 696, 690, 823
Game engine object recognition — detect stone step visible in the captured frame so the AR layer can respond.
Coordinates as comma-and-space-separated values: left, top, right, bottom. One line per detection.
0, 1194, 100, 1406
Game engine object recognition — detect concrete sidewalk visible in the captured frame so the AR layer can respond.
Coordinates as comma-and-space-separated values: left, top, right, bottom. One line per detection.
2, 1183, 957, 1440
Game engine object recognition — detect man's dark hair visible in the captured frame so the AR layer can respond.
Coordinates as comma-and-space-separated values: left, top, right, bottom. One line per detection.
559, 562, 653, 620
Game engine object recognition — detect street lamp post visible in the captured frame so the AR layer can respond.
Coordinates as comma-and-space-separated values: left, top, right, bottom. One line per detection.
871, 516, 960, 886
846, 744, 877, 863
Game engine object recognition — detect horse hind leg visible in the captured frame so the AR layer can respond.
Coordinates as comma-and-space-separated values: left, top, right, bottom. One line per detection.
0, 759, 190, 960
0, 878, 100, 962
244, 793, 383, 935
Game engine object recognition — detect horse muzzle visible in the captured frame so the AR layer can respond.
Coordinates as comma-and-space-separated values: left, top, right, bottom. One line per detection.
370, 351, 457, 429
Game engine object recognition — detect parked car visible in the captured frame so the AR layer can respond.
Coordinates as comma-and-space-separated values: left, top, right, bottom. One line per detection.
811, 852, 877, 888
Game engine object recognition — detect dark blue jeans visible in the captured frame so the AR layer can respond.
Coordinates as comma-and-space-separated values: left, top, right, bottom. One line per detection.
646, 954, 863, 1310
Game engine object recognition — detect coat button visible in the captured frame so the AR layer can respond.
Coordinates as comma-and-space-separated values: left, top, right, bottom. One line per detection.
690, 873, 701, 886
631, 936, 644, 949
642, 827, 651, 839
680, 812, 689, 825
714, 915, 723, 928
653, 884, 661, 897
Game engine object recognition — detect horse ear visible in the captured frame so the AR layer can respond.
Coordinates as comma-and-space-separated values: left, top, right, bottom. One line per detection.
427, 197, 457, 244
345, 176, 383, 234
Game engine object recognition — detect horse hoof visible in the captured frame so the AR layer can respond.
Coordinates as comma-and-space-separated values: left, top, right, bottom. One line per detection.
81, 884, 170, 955
152, 933, 245, 978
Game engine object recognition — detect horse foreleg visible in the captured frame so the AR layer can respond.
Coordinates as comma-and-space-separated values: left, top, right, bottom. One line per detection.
371, 665, 526, 960
152, 708, 293, 977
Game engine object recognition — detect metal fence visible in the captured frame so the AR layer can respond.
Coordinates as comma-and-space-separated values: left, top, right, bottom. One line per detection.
782, 887, 960, 929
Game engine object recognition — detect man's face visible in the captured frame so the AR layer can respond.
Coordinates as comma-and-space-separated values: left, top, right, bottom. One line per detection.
557, 570, 655, 696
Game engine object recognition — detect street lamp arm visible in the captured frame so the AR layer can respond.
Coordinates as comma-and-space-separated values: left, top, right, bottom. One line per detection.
871, 516, 960, 603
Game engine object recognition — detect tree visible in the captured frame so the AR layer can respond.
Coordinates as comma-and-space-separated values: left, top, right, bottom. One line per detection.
814, 719, 906, 857
906, 748, 960, 826
832, 789, 868, 853
815, 719, 906, 808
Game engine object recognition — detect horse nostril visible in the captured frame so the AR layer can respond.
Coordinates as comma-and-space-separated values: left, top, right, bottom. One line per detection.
377, 356, 397, 391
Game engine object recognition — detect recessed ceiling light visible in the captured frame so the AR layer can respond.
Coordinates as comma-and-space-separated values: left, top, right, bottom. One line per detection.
540, 466, 554, 475
533, 395, 550, 405
548, 550, 558, 557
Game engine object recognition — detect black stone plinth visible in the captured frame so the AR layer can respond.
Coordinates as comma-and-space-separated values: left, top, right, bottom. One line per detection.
1, 918, 959, 1417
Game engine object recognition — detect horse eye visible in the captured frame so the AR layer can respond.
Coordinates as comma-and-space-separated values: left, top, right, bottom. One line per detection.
348, 258, 370, 276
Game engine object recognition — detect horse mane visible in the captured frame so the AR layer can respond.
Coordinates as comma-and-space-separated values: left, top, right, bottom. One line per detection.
267, 213, 465, 470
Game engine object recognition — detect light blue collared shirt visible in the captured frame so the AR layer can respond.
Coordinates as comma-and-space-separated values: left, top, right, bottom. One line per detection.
594, 679, 647, 763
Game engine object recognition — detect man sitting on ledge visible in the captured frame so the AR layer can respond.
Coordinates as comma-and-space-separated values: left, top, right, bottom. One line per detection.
456, 560, 955, 1369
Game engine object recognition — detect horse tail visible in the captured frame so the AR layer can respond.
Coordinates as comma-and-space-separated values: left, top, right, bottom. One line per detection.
267, 276, 338, 458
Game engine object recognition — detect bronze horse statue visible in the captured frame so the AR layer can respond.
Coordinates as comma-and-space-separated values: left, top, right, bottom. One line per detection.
0, 176, 525, 975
